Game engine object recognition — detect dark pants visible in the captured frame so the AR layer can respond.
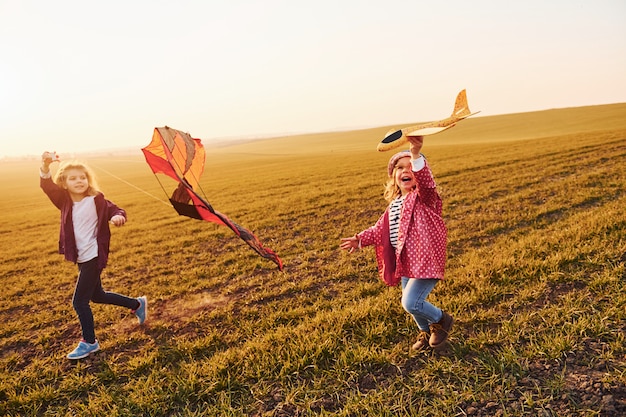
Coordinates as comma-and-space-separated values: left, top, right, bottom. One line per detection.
73, 258, 138, 343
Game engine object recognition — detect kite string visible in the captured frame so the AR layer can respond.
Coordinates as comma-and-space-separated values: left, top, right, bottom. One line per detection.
91, 163, 171, 207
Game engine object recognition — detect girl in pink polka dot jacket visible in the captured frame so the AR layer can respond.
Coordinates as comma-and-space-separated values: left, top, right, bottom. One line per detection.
340, 136, 453, 350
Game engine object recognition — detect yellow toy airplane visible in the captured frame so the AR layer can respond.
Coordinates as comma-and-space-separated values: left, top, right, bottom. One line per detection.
377, 89, 480, 152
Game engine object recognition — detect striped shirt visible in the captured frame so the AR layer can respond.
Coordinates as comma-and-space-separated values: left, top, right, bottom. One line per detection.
389, 195, 405, 248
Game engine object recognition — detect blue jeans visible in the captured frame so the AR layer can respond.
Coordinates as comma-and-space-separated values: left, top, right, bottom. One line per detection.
73, 258, 138, 343
401, 277, 442, 332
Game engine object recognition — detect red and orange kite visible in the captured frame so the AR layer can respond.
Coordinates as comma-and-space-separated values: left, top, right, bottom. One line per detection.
142, 126, 283, 270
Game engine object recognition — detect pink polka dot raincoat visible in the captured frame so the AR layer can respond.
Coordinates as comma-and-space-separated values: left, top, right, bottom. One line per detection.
357, 160, 447, 286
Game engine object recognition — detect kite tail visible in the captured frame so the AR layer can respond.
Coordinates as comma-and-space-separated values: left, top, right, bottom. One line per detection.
214, 210, 284, 271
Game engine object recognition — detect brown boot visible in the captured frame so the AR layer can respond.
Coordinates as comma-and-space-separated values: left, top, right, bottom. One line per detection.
429, 311, 453, 348
411, 331, 431, 350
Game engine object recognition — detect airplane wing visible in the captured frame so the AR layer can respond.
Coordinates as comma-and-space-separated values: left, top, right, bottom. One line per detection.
402, 111, 481, 137
406, 125, 454, 137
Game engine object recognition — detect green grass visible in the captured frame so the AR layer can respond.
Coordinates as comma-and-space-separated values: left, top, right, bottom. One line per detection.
1, 104, 625, 416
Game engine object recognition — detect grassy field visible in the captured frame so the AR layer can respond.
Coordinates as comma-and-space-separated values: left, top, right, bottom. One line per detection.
1, 103, 625, 416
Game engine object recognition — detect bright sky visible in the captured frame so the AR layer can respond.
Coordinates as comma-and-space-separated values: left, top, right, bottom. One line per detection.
1, 0, 625, 158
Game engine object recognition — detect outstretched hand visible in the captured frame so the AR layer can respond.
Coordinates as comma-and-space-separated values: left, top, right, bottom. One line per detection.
407, 136, 424, 159
340, 235, 359, 253
41, 151, 60, 173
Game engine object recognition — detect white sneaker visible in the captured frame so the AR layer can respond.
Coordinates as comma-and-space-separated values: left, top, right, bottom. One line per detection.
134, 296, 148, 324
67, 340, 100, 360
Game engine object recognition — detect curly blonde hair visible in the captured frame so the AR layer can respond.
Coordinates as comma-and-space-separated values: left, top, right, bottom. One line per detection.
54, 161, 100, 196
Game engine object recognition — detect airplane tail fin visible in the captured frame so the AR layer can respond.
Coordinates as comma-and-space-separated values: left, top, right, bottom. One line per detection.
451, 89, 472, 118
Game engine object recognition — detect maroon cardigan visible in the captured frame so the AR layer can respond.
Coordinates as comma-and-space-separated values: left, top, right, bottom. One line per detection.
40, 176, 126, 270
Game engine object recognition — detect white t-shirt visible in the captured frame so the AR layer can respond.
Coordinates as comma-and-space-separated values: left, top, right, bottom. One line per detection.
72, 196, 99, 263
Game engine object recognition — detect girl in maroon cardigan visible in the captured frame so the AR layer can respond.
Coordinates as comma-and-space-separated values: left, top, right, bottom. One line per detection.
40, 152, 147, 360
340, 136, 453, 350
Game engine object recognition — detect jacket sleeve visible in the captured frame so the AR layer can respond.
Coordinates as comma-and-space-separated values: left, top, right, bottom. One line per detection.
40, 176, 67, 210
358, 209, 387, 247
105, 199, 126, 221
414, 160, 442, 214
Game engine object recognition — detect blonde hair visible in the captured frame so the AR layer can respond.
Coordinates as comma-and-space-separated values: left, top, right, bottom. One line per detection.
54, 161, 100, 196
383, 170, 402, 202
